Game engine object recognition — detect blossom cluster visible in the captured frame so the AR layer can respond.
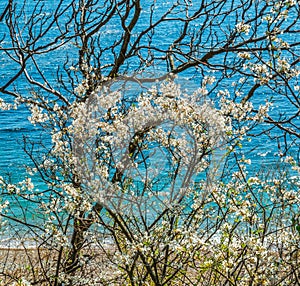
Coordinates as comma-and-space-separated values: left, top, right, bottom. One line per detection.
62, 79, 236, 206
235, 21, 251, 35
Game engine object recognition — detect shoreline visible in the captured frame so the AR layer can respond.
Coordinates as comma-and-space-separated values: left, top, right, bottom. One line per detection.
0, 238, 40, 250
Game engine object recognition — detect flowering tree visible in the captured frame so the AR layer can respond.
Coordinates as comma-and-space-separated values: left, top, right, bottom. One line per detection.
0, 0, 300, 285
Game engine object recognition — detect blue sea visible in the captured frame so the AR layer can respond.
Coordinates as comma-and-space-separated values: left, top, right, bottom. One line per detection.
0, 0, 299, 232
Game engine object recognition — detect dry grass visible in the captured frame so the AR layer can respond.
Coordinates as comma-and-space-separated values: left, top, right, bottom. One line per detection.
0, 244, 119, 286
0, 247, 56, 285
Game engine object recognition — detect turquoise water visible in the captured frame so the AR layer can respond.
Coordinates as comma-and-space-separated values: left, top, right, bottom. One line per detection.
0, 0, 299, 218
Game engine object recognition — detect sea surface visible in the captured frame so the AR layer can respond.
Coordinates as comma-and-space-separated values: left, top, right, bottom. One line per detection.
0, 0, 299, 232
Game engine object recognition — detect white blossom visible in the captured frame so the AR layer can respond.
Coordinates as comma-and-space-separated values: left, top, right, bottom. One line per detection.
28, 105, 49, 124
236, 21, 251, 34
